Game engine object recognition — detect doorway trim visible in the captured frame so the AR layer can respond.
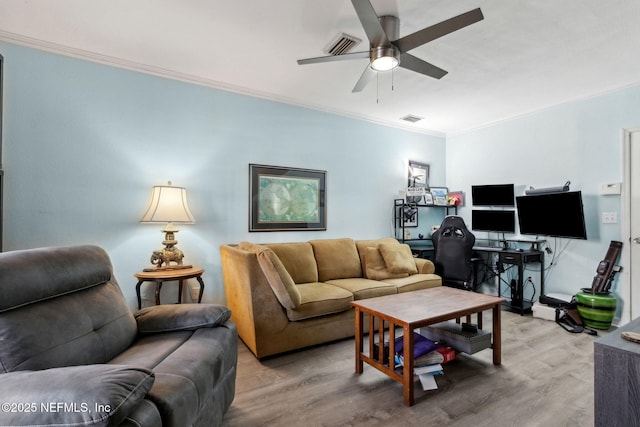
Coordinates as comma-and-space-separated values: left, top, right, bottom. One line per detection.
622, 127, 640, 323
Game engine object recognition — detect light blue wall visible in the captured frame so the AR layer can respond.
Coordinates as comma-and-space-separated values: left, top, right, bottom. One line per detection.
0, 42, 446, 310
5, 41, 637, 319
447, 85, 640, 320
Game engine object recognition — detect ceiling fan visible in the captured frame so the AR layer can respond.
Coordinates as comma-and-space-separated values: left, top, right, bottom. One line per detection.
297, 0, 484, 92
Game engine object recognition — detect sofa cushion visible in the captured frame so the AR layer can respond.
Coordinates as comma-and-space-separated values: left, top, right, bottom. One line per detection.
415, 257, 436, 274
286, 282, 354, 321
378, 243, 419, 274
266, 242, 319, 284
0, 245, 113, 312
0, 364, 154, 427
237, 242, 302, 309
326, 278, 397, 300
0, 245, 137, 373
355, 237, 400, 267
310, 238, 363, 281
135, 304, 232, 333
382, 274, 442, 292
110, 325, 238, 427
0, 282, 137, 373
362, 247, 410, 280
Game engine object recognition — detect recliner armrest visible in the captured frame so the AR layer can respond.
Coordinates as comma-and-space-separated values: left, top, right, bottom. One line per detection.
135, 303, 232, 334
0, 364, 154, 427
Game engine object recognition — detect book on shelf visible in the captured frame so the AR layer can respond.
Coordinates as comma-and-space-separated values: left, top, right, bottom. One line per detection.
435, 345, 456, 363
414, 364, 443, 375
393, 332, 439, 359
395, 345, 456, 367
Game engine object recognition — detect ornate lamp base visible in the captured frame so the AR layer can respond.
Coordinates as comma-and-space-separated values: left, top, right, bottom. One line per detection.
147, 224, 191, 271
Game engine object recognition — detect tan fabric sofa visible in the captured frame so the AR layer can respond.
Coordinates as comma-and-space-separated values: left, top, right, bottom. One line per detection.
220, 237, 441, 358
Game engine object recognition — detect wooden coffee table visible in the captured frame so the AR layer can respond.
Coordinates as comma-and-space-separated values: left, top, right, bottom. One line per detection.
351, 286, 505, 406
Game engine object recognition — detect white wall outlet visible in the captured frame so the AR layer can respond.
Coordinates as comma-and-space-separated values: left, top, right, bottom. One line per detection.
190, 283, 201, 302
602, 212, 618, 224
600, 183, 621, 195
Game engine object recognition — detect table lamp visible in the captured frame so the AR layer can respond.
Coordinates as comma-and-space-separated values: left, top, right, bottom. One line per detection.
140, 181, 195, 270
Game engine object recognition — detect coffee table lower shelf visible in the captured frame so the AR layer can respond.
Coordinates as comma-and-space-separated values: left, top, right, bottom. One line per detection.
351, 287, 505, 406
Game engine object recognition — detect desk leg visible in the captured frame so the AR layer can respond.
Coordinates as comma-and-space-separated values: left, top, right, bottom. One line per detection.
178, 280, 183, 304
155, 281, 163, 306
136, 281, 143, 309
517, 262, 525, 315
196, 276, 205, 303
355, 308, 363, 374
492, 303, 502, 365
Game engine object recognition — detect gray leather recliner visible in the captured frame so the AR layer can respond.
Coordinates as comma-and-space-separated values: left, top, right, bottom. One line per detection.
0, 245, 237, 427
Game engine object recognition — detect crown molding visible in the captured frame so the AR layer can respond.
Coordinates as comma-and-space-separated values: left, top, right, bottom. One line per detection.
0, 30, 445, 138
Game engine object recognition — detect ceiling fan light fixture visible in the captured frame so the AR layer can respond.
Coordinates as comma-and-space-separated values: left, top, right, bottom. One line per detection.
370, 46, 399, 71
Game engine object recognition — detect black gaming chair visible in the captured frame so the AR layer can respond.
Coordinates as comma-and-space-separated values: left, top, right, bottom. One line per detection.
432, 216, 476, 290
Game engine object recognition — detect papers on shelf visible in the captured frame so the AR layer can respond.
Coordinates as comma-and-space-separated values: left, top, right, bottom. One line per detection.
415, 364, 443, 391
418, 372, 439, 390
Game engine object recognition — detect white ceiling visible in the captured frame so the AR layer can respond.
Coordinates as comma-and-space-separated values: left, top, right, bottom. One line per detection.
1, 0, 639, 135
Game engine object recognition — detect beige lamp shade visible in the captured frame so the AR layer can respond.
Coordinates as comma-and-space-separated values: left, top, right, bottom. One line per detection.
140, 184, 195, 224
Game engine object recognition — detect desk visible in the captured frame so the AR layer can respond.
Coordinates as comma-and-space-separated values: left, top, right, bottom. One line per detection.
406, 241, 434, 259
135, 267, 205, 309
473, 247, 544, 314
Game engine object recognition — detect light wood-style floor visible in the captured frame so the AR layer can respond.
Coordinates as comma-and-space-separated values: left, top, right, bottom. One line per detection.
222, 309, 605, 427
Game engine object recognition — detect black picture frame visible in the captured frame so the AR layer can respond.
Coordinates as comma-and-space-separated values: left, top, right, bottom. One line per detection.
403, 204, 418, 227
249, 164, 326, 231
407, 160, 429, 204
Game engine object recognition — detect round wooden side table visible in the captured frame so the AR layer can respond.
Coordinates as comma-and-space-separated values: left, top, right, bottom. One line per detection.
135, 266, 205, 309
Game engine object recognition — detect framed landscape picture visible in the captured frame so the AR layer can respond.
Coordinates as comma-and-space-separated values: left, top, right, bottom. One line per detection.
430, 187, 449, 206
249, 164, 326, 231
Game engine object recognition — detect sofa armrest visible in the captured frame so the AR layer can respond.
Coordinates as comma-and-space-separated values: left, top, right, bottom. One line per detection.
0, 364, 154, 427
414, 258, 436, 274
135, 303, 231, 334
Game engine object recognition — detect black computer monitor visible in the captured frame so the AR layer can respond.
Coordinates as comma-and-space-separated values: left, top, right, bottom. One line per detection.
471, 210, 516, 233
471, 184, 515, 207
516, 191, 587, 239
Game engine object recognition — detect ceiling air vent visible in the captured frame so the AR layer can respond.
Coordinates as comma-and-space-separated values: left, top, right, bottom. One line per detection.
325, 33, 361, 56
400, 115, 424, 123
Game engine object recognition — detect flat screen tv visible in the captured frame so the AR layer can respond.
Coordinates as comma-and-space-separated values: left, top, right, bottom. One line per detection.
471, 184, 515, 206
471, 210, 516, 233
516, 191, 587, 240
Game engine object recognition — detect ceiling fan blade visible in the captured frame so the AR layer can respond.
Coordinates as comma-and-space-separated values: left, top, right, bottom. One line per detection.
297, 51, 370, 65
351, 0, 389, 46
394, 8, 484, 53
399, 53, 447, 79
352, 65, 376, 93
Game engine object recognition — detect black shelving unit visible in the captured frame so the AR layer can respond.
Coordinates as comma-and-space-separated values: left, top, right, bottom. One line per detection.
393, 198, 457, 248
